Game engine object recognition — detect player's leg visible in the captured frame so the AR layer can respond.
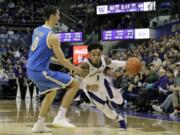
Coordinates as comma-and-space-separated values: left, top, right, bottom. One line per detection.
27, 70, 59, 133
43, 71, 79, 128
87, 91, 126, 130
52, 79, 79, 128
39, 90, 57, 117
103, 79, 123, 107
60, 79, 79, 109
103, 79, 127, 129
32, 90, 57, 133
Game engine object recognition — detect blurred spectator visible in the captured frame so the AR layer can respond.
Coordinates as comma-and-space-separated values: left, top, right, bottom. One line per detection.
15, 49, 20, 58
171, 62, 180, 116
0, 0, 53, 25
146, 64, 159, 83
113, 68, 125, 89
152, 53, 162, 67
152, 94, 173, 113
0, 66, 8, 81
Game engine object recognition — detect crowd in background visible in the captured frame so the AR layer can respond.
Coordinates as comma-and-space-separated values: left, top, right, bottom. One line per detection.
0, 0, 47, 25
0, 43, 28, 99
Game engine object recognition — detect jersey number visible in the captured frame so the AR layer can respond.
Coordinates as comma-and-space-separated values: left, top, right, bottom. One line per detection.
31, 37, 39, 51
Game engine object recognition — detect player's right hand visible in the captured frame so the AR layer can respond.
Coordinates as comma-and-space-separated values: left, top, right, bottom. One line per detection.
74, 66, 89, 77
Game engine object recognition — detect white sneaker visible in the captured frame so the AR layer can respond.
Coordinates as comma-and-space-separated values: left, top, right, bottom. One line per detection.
170, 110, 180, 117
152, 105, 163, 113
32, 122, 52, 133
52, 117, 76, 128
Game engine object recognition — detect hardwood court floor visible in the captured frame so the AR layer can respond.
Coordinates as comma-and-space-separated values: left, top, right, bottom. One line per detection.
0, 100, 180, 135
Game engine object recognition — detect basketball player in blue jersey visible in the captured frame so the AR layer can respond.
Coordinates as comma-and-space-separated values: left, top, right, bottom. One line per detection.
26, 5, 88, 133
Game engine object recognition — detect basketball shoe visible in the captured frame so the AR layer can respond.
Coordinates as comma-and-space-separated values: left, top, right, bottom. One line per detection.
32, 122, 52, 133
52, 117, 76, 128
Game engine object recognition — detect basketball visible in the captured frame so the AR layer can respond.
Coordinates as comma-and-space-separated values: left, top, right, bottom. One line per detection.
126, 57, 142, 75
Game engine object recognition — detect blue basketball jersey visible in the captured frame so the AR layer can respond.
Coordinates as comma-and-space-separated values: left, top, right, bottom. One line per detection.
26, 25, 73, 94
26, 25, 53, 71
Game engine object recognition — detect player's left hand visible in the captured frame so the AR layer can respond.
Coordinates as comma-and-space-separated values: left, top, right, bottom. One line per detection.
86, 84, 99, 91
74, 66, 89, 77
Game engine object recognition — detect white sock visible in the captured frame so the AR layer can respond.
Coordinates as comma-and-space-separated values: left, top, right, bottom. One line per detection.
37, 116, 45, 124
56, 106, 67, 119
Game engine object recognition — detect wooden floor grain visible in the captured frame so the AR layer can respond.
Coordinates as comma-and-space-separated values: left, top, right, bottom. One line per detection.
0, 100, 179, 135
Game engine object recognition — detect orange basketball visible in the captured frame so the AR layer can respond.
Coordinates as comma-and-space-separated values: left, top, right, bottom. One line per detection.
126, 57, 142, 75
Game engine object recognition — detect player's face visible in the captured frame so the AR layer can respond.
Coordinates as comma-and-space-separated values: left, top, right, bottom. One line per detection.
89, 49, 102, 65
52, 10, 60, 25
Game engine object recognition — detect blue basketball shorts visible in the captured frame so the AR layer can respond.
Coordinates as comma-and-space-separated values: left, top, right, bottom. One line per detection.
27, 69, 73, 95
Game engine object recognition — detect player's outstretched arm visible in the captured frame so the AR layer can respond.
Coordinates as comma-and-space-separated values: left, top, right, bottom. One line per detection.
105, 57, 126, 68
48, 34, 88, 77
50, 57, 72, 65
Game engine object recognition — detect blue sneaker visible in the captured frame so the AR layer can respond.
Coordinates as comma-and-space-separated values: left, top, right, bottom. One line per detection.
119, 120, 127, 131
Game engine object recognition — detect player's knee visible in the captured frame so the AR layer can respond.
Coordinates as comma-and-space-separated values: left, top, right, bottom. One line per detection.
51, 90, 57, 95
49, 90, 57, 96
117, 98, 123, 105
46, 90, 57, 98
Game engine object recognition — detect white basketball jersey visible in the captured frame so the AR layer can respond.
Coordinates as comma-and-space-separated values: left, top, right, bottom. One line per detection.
81, 56, 106, 90
79, 56, 124, 105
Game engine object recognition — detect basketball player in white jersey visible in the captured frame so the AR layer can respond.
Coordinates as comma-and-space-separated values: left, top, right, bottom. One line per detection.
77, 43, 127, 130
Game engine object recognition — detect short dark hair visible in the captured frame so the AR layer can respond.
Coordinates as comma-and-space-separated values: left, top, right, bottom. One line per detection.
88, 43, 103, 52
44, 5, 58, 20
